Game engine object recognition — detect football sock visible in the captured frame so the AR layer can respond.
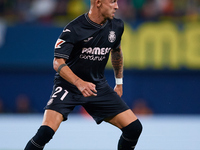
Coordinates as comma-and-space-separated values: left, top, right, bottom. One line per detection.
118, 119, 142, 150
24, 125, 55, 150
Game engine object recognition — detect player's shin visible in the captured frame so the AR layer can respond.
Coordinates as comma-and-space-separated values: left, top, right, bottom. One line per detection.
118, 119, 142, 150
24, 125, 55, 150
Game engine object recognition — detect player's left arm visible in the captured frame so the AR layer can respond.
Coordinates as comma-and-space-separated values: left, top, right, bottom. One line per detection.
111, 46, 123, 97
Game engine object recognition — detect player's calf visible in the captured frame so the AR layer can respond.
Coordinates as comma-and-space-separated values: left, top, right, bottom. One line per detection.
118, 119, 142, 150
24, 125, 55, 150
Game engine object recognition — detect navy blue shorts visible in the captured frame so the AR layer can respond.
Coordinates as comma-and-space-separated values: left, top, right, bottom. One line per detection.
45, 82, 129, 124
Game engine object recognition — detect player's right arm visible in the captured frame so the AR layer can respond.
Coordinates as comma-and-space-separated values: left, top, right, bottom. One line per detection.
53, 57, 97, 97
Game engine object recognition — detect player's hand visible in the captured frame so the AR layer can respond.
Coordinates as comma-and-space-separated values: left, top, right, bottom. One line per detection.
74, 79, 97, 97
114, 84, 123, 97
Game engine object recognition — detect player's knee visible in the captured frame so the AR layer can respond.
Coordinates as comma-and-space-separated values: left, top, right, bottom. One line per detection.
122, 119, 142, 140
32, 125, 55, 147
24, 126, 55, 150
118, 119, 142, 150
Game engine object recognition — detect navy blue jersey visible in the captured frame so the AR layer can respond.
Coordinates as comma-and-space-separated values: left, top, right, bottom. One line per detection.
54, 13, 124, 91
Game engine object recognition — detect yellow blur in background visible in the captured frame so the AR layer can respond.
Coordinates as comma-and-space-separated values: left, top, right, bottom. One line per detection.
107, 22, 200, 70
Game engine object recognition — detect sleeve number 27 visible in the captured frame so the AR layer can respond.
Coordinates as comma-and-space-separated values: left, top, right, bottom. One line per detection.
52, 87, 68, 101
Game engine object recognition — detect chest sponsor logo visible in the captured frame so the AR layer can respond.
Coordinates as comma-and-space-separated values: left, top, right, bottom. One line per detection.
80, 47, 111, 61
55, 39, 65, 49
108, 31, 116, 43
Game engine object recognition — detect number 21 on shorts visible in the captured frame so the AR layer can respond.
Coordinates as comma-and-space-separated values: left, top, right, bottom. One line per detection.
52, 86, 69, 101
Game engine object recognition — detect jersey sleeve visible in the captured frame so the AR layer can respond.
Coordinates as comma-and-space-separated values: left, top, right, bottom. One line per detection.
113, 19, 124, 50
54, 25, 76, 59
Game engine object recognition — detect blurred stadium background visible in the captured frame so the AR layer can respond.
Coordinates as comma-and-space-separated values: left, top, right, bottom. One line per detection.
0, 0, 200, 150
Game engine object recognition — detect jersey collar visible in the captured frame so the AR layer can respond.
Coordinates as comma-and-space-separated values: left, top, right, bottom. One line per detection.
85, 13, 108, 29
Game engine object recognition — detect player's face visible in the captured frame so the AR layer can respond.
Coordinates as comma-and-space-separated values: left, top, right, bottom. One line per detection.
100, 0, 119, 20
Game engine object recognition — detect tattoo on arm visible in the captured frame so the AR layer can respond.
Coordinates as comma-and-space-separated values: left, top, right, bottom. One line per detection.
111, 47, 123, 78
